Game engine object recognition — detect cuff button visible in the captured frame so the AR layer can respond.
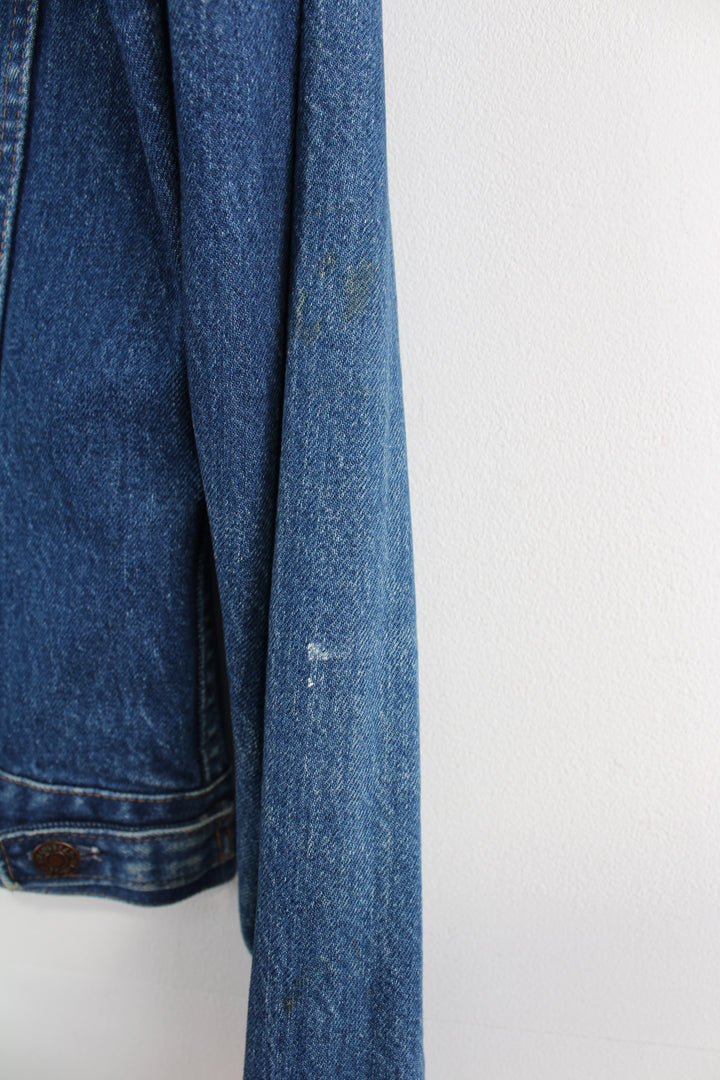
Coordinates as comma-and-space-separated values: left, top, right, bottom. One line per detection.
31, 840, 81, 877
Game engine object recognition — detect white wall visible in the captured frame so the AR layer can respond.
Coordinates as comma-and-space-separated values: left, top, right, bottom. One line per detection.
4, 1, 720, 1076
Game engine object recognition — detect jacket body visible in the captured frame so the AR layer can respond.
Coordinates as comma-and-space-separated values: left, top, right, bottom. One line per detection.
0, 1, 423, 1076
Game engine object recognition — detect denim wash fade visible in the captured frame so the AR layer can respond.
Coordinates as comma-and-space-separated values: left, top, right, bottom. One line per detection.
0, 0, 423, 1076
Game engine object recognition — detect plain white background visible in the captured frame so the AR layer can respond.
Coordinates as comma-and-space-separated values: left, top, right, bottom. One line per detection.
4, 1, 720, 1076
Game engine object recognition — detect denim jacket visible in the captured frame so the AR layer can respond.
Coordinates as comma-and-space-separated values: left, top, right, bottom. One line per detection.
0, 0, 422, 1075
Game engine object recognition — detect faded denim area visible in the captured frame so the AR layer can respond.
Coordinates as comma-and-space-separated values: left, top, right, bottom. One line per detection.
0, 0, 423, 1077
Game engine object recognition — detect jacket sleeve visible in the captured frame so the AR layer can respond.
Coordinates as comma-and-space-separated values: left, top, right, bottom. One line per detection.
166, 1, 424, 1075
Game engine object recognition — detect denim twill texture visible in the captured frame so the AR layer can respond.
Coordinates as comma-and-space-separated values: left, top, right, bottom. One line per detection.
0, 0, 423, 1075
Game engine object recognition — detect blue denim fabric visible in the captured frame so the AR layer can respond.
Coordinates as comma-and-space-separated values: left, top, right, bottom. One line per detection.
0, 0, 423, 1075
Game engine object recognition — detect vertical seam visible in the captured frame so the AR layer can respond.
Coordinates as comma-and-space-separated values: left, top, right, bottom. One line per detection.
196, 508, 224, 784
0, 0, 18, 165
196, 521, 210, 781
196, 513, 218, 784
0, 838, 17, 882
0, 0, 30, 270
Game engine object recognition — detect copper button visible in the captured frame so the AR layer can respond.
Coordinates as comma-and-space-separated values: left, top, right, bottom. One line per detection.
31, 840, 81, 877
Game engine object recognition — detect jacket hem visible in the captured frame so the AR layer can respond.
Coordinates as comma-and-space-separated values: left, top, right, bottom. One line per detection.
0, 765, 237, 905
